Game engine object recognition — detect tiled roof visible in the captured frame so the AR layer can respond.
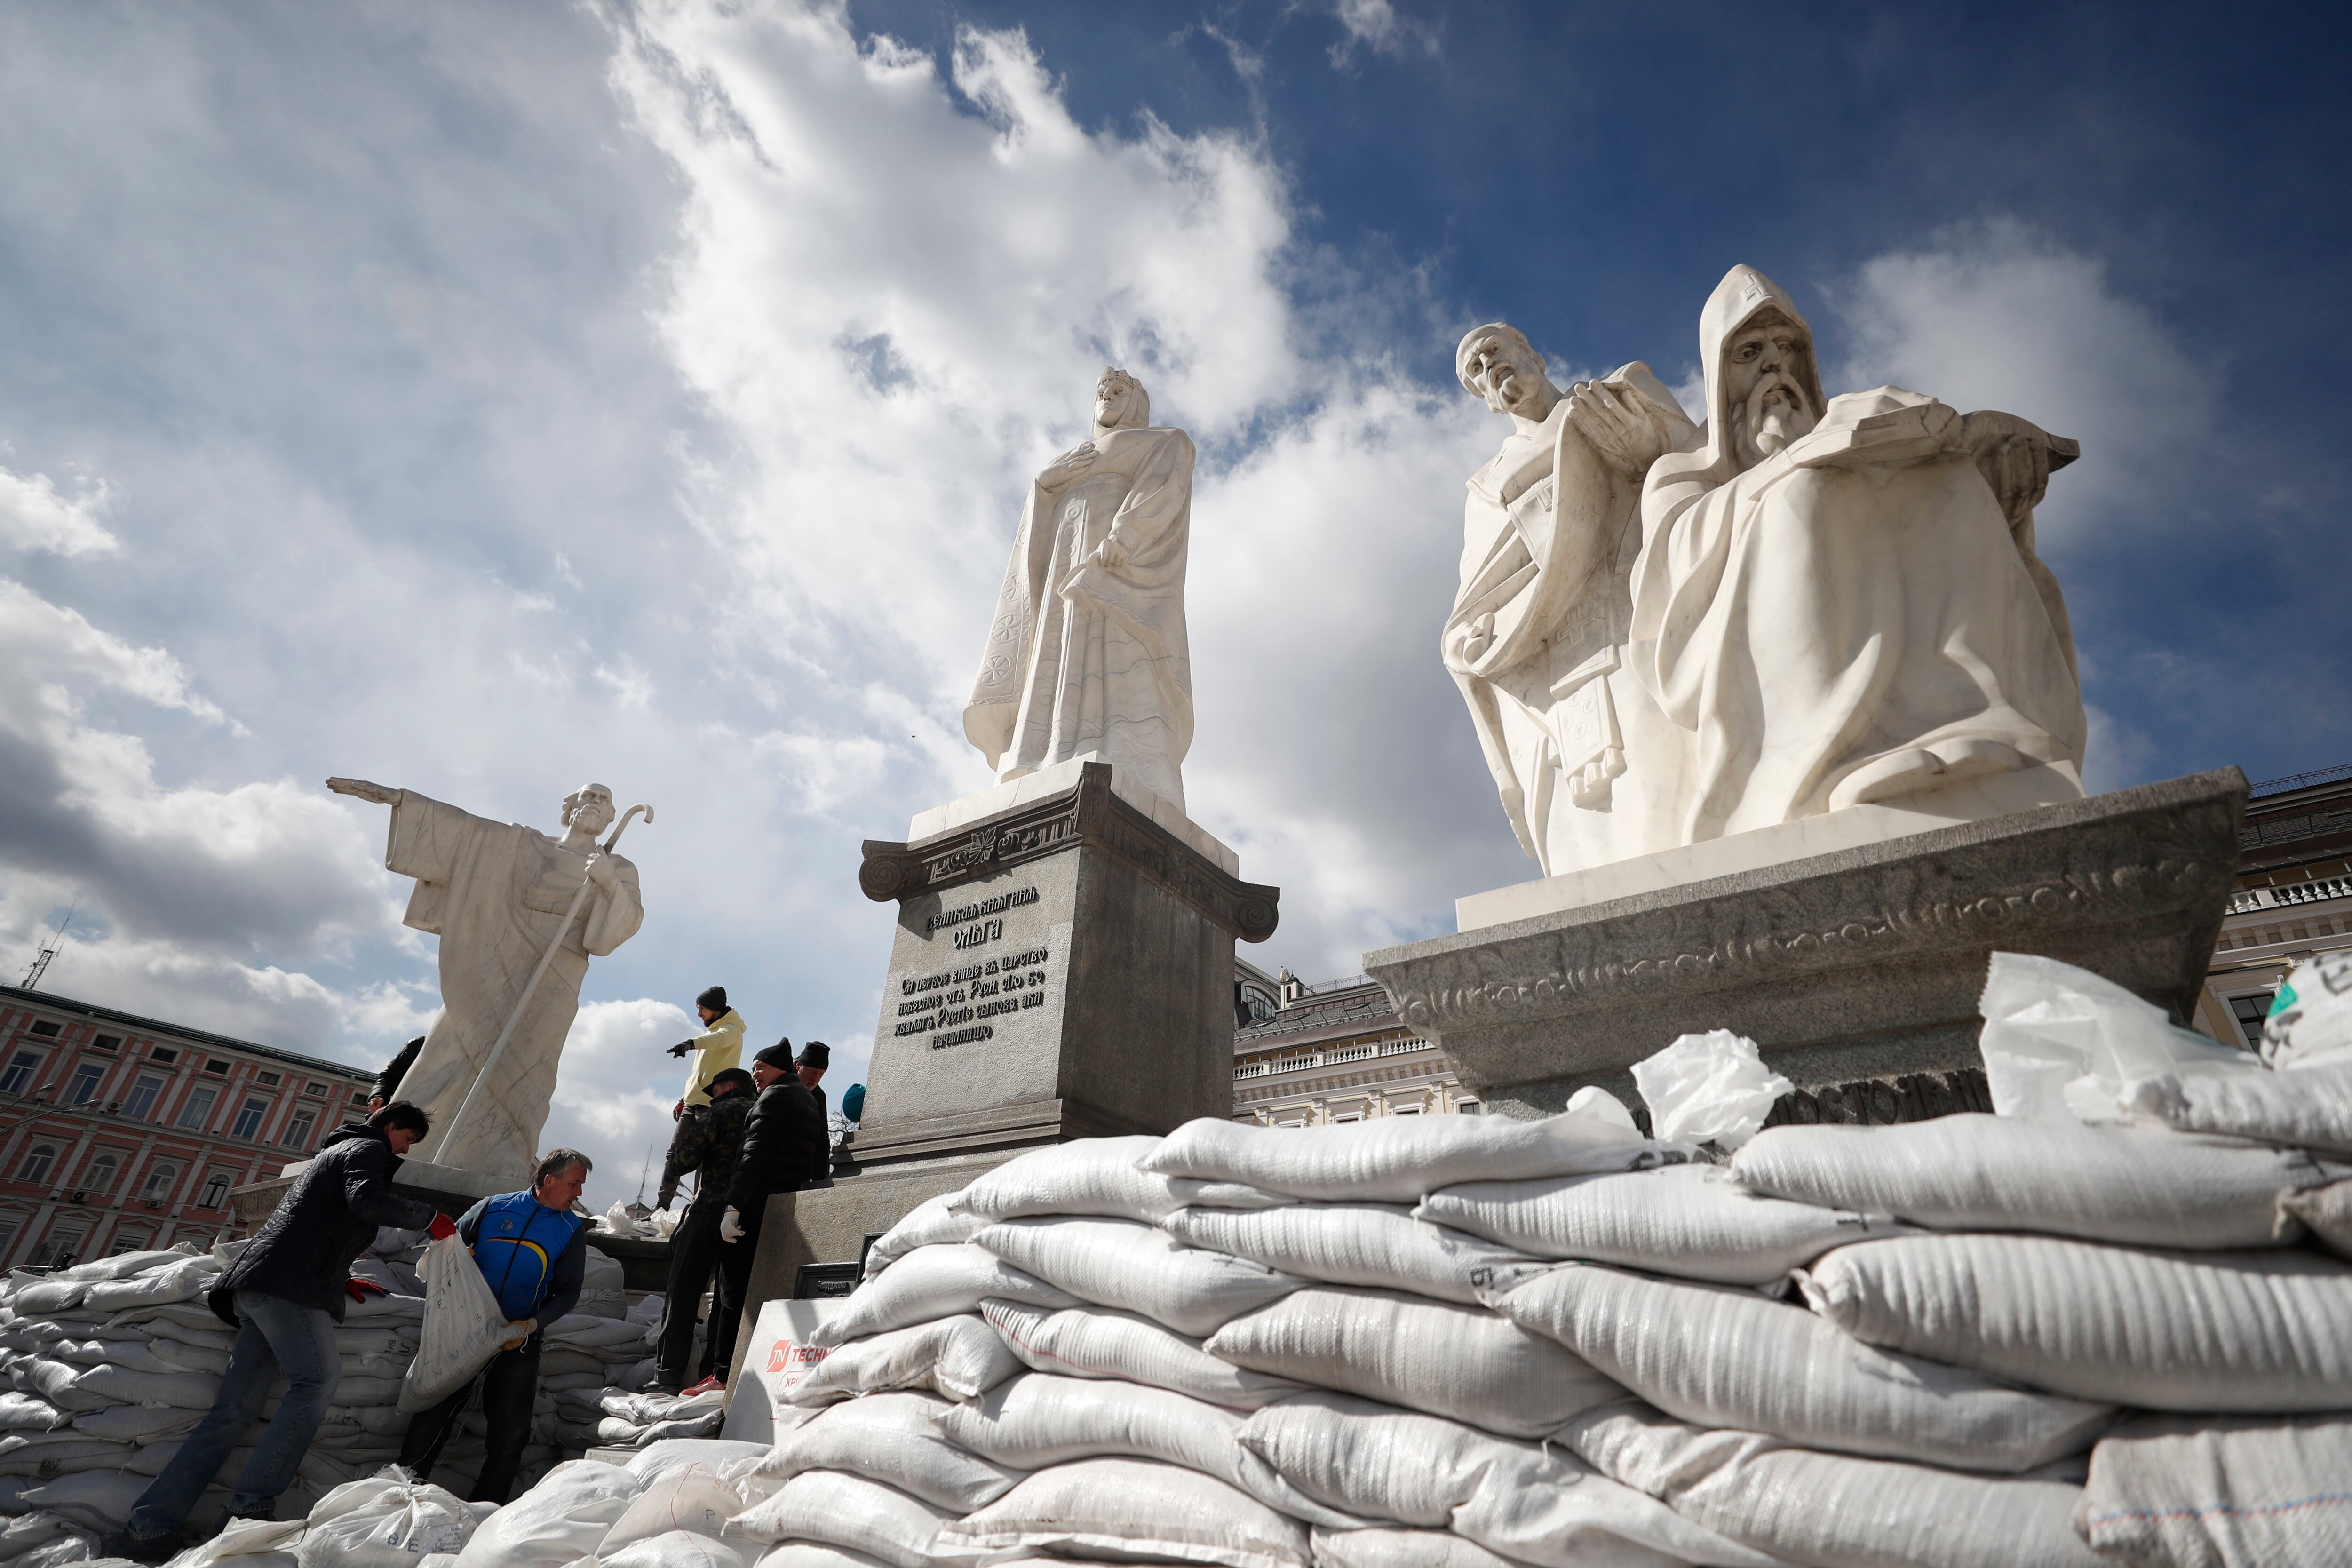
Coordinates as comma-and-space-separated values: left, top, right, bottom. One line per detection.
0, 984, 375, 1079
1236, 980, 1396, 1050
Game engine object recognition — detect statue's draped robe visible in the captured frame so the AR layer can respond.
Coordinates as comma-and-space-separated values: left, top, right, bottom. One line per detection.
383, 791, 643, 1185
966, 424, 1195, 811
1630, 267, 2085, 845
1444, 364, 1697, 876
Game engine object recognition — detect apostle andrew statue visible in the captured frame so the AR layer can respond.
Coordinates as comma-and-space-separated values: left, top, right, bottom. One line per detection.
966, 367, 1195, 811
328, 777, 645, 1184
1446, 324, 1699, 876
1630, 264, 2084, 845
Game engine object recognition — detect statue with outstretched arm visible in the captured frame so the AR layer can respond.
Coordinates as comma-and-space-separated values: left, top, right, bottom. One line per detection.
327, 777, 646, 1186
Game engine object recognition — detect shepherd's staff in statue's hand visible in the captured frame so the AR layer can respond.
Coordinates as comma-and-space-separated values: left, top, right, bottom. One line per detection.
330, 774, 653, 1161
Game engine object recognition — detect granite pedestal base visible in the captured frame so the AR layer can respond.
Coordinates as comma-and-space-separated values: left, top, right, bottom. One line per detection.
1365, 768, 2247, 1120
726, 760, 1279, 1387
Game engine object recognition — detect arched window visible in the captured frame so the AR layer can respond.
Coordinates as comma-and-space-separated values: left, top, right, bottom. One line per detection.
198, 1172, 231, 1209
82, 1153, 120, 1197
16, 1145, 56, 1184
141, 1163, 179, 1203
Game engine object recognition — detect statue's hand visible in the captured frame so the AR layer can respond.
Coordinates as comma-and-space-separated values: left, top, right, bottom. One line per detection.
1567, 382, 1668, 478
586, 852, 621, 892
1039, 440, 1097, 489
326, 777, 398, 805
1092, 533, 1131, 574
1960, 413, 2052, 525
1448, 613, 1497, 668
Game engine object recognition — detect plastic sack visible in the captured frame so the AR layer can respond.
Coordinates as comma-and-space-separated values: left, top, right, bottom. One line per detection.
2257, 950, 2352, 1069
938, 1457, 1311, 1568
599, 1464, 748, 1556
861, 1195, 983, 1281
971, 1216, 1302, 1337
451, 1459, 641, 1567
1160, 1205, 1547, 1307
949, 1137, 1285, 1226
783, 1315, 1017, 1406
296, 1471, 479, 1568
598, 1532, 751, 1568
723, 1469, 964, 1566
2122, 1058, 2352, 1156
1629, 1032, 1790, 1150
401, 1234, 522, 1414
2078, 1411, 2352, 1568
748, 1392, 1019, 1512
1977, 952, 2252, 1121
809, 1243, 1074, 1348
1310, 1528, 1523, 1568
984, 1299, 1305, 1410
1566, 1404, 2102, 1568
1140, 1110, 1676, 1204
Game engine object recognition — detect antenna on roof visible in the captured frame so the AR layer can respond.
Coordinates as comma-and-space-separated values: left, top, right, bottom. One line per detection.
20, 902, 77, 991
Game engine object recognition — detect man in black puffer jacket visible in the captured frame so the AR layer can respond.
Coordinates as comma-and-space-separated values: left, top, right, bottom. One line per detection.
106, 1103, 445, 1562
707, 1042, 828, 1384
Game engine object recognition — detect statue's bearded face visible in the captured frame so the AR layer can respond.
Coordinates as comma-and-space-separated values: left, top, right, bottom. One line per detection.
1462, 331, 1546, 417
1724, 311, 1819, 470
562, 785, 615, 836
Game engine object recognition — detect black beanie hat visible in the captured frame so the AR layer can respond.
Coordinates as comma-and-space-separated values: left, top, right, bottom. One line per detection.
696, 986, 727, 1012
753, 1039, 795, 1070
707, 1067, 754, 1096
797, 1041, 831, 1070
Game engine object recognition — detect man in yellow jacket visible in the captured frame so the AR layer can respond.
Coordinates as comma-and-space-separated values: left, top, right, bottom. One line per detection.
668, 985, 744, 1115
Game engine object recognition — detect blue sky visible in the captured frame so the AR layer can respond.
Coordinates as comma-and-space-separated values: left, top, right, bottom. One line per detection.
1, 0, 2343, 1208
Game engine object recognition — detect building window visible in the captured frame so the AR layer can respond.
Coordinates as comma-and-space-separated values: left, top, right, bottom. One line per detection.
81, 1152, 120, 1198
142, 1163, 179, 1203
1455, 1098, 1482, 1115
231, 1098, 268, 1140
149, 1047, 178, 1065
0, 1050, 41, 1095
2227, 993, 2274, 1050
106, 1230, 151, 1257
28, 1022, 59, 1038
303, 1081, 326, 1098
1391, 1104, 1422, 1116
203, 1059, 229, 1075
16, 1144, 57, 1184
66, 1063, 104, 1105
32, 1226, 85, 1269
177, 1085, 220, 1130
122, 1074, 165, 1121
256, 1071, 280, 1087
0, 1219, 17, 1261
280, 1107, 318, 1149
91, 1035, 120, 1052
199, 1173, 230, 1209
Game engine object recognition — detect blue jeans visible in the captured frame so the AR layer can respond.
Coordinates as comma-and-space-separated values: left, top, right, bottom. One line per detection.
123, 1290, 341, 1537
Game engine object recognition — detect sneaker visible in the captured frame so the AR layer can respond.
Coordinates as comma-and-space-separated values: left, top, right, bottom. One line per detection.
679, 1374, 725, 1397
101, 1528, 184, 1565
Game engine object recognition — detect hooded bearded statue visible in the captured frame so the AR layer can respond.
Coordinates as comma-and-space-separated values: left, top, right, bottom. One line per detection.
1629, 265, 2086, 844
966, 368, 1195, 811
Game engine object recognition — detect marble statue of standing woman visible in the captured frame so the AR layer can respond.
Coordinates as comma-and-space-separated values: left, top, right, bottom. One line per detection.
327, 777, 645, 1186
965, 367, 1196, 811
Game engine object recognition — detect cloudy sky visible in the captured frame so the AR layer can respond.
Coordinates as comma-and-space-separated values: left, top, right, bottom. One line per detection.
2, 1, 2344, 1210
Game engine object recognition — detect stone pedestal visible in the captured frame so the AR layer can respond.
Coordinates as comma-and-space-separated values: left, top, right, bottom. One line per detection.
727, 758, 1278, 1384
1364, 769, 2247, 1120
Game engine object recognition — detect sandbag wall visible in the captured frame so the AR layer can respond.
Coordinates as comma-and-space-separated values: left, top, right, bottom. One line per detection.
0, 1229, 655, 1542
723, 1082, 2352, 1568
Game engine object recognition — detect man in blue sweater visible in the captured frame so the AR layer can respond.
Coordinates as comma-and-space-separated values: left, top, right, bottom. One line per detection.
395, 1148, 594, 1504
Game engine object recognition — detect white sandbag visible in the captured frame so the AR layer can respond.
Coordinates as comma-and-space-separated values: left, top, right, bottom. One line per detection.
937, 1371, 1365, 1528
1978, 951, 2257, 1122
600, 1465, 749, 1556
783, 1316, 1017, 1406
51, 1247, 196, 1283
79, 1256, 216, 1313
622, 1441, 772, 1487
748, 1392, 1019, 1512
2283, 1177, 2352, 1260
2255, 949, 2352, 1068
939, 1457, 1310, 1568
1732, 1114, 2326, 1248
172, 1514, 310, 1566
1489, 1263, 2107, 1471
1140, 1110, 1684, 1203
71, 1407, 196, 1442
1208, 1289, 1618, 1440
750, 1548, 888, 1568
2123, 1058, 2352, 1157
404, 1234, 524, 1415
861, 1195, 981, 1281
2077, 1410, 2352, 1568
1161, 1206, 1545, 1305
809, 1245, 1075, 1348
0, 1512, 92, 1561
296, 1472, 480, 1568
984, 1299, 1303, 1409
1236, 1393, 1772, 1568
1630, 1030, 1790, 1150
599, 1533, 751, 1568
72, 1365, 223, 1410
10, 1361, 103, 1415
1418, 1162, 1908, 1286
1309, 1529, 1521, 1568
949, 1137, 1284, 1225
1804, 1231, 2352, 1410
16, 1470, 153, 1530
451, 1459, 641, 1567
0, 1396, 68, 1433
972, 1217, 1300, 1337
6, 1281, 85, 1316
1566, 1402, 2103, 1568
723, 1470, 969, 1568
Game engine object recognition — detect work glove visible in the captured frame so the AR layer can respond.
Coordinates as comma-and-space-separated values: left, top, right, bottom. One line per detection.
720, 1208, 744, 1244
343, 1277, 389, 1303
428, 1212, 458, 1242
667, 1040, 696, 1059
500, 1318, 536, 1351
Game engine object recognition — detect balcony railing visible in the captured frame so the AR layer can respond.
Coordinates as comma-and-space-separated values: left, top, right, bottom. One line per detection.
1235, 1037, 1435, 1079
2229, 875, 2352, 915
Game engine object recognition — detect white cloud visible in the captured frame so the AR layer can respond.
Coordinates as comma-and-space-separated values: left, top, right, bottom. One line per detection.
0, 464, 116, 556
1829, 218, 2214, 551
1328, 0, 1439, 64
542, 996, 699, 1214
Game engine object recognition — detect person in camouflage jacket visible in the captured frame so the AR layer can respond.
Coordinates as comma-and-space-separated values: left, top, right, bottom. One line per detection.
652, 1066, 753, 1391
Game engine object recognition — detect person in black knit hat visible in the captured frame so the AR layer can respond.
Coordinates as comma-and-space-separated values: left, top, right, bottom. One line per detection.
699, 1041, 827, 1388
